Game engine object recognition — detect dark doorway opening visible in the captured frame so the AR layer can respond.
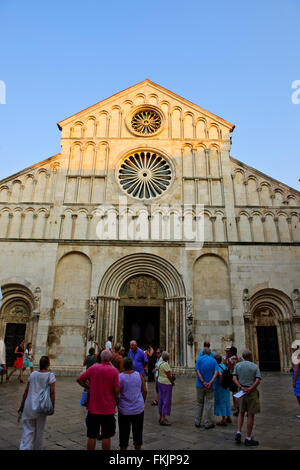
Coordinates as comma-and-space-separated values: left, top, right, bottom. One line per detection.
123, 306, 160, 353
257, 326, 280, 371
4, 323, 26, 367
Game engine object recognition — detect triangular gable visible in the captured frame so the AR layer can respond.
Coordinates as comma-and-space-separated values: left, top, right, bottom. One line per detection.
57, 79, 235, 132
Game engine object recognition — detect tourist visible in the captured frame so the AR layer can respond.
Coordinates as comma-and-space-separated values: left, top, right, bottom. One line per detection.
119, 346, 126, 358
292, 347, 300, 417
223, 346, 231, 363
23, 343, 34, 376
290, 340, 300, 373
152, 348, 163, 406
83, 347, 97, 369
233, 349, 261, 446
214, 354, 232, 425
0, 337, 6, 373
105, 336, 113, 350
83, 342, 102, 369
145, 344, 155, 382
157, 351, 175, 426
194, 347, 218, 429
7, 339, 25, 383
111, 343, 124, 372
77, 349, 120, 450
118, 357, 147, 450
228, 346, 241, 415
197, 341, 214, 360
128, 341, 148, 377
18, 356, 56, 450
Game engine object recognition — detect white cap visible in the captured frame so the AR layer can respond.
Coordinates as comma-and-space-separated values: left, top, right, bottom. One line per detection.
291, 340, 300, 349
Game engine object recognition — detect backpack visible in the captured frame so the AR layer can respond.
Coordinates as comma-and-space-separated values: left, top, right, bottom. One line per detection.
220, 365, 233, 389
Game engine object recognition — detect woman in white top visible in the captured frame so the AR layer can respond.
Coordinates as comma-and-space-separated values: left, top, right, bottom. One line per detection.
18, 355, 56, 450
23, 342, 34, 375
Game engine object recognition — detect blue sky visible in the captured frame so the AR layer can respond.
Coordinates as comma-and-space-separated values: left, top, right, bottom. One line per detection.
0, 0, 299, 190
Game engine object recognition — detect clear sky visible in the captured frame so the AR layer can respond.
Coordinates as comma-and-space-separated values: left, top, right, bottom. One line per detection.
0, 0, 299, 190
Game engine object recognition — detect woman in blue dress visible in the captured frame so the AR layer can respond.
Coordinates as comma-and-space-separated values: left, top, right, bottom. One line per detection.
214, 354, 232, 425
292, 350, 300, 417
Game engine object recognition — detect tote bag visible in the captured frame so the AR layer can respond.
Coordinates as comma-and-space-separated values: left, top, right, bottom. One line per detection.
37, 373, 54, 416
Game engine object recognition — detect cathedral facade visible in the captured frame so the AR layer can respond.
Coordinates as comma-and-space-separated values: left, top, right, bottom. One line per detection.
0, 80, 299, 373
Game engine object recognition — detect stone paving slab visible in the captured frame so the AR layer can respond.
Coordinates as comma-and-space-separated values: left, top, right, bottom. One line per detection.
0, 371, 299, 450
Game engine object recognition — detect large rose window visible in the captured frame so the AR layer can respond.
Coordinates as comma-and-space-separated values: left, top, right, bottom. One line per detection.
118, 151, 172, 200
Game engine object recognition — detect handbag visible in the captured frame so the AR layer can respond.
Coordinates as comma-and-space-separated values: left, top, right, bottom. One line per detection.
37, 373, 54, 415
80, 391, 89, 407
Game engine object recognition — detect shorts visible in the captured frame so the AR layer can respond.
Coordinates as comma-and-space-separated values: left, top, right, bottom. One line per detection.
118, 411, 144, 448
85, 412, 116, 439
240, 389, 260, 414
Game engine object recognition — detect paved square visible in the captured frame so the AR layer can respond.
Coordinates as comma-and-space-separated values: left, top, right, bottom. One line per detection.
0, 372, 299, 450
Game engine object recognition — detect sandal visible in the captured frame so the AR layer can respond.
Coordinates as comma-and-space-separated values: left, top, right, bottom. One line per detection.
160, 420, 171, 426
152, 400, 158, 406
217, 421, 227, 426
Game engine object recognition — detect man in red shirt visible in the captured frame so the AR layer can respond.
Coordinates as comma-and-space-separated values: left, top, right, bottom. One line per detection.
77, 349, 120, 450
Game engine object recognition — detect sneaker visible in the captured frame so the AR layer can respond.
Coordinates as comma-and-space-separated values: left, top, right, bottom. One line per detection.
245, 438, 259, 446
235, 433, 242, 444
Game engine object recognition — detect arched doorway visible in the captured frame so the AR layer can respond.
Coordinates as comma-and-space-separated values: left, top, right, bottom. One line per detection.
96, 253, 188, 368
244, 289, 294, 372
0, 283, 36, 367
119, 275, 165, 351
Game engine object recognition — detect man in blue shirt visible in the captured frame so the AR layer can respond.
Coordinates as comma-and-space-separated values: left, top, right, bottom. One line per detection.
195, 347, 218, 429
197, 341, 214, 360
128, 340, 148, 377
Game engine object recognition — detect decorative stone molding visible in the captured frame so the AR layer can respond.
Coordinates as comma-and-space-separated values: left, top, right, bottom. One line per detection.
243, 288, 251, 318
186, 297, 194, 346
292, 289, 300, 317
87, 297, 97, 342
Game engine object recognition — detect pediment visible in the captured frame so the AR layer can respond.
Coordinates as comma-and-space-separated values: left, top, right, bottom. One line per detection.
57, 79, 235, 137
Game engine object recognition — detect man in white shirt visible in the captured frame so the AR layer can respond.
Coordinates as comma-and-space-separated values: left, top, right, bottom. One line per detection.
105, 336, 113, 350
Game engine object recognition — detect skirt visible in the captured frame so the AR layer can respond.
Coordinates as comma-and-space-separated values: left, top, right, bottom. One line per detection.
158, 382, 173, 417
13, 357, 23, 368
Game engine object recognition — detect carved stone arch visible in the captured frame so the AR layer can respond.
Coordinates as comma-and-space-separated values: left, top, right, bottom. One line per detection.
0, 281, 41, 365
287, 195, 297, 206
160, 99, 170, 110
147, 93, 159, 105
208, 123, 220, 140
244, 288, 294, 371
134, 93, 146, 105
97, 253, 188, 367
234, 167, 245, 178
71, 121, 84, 138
